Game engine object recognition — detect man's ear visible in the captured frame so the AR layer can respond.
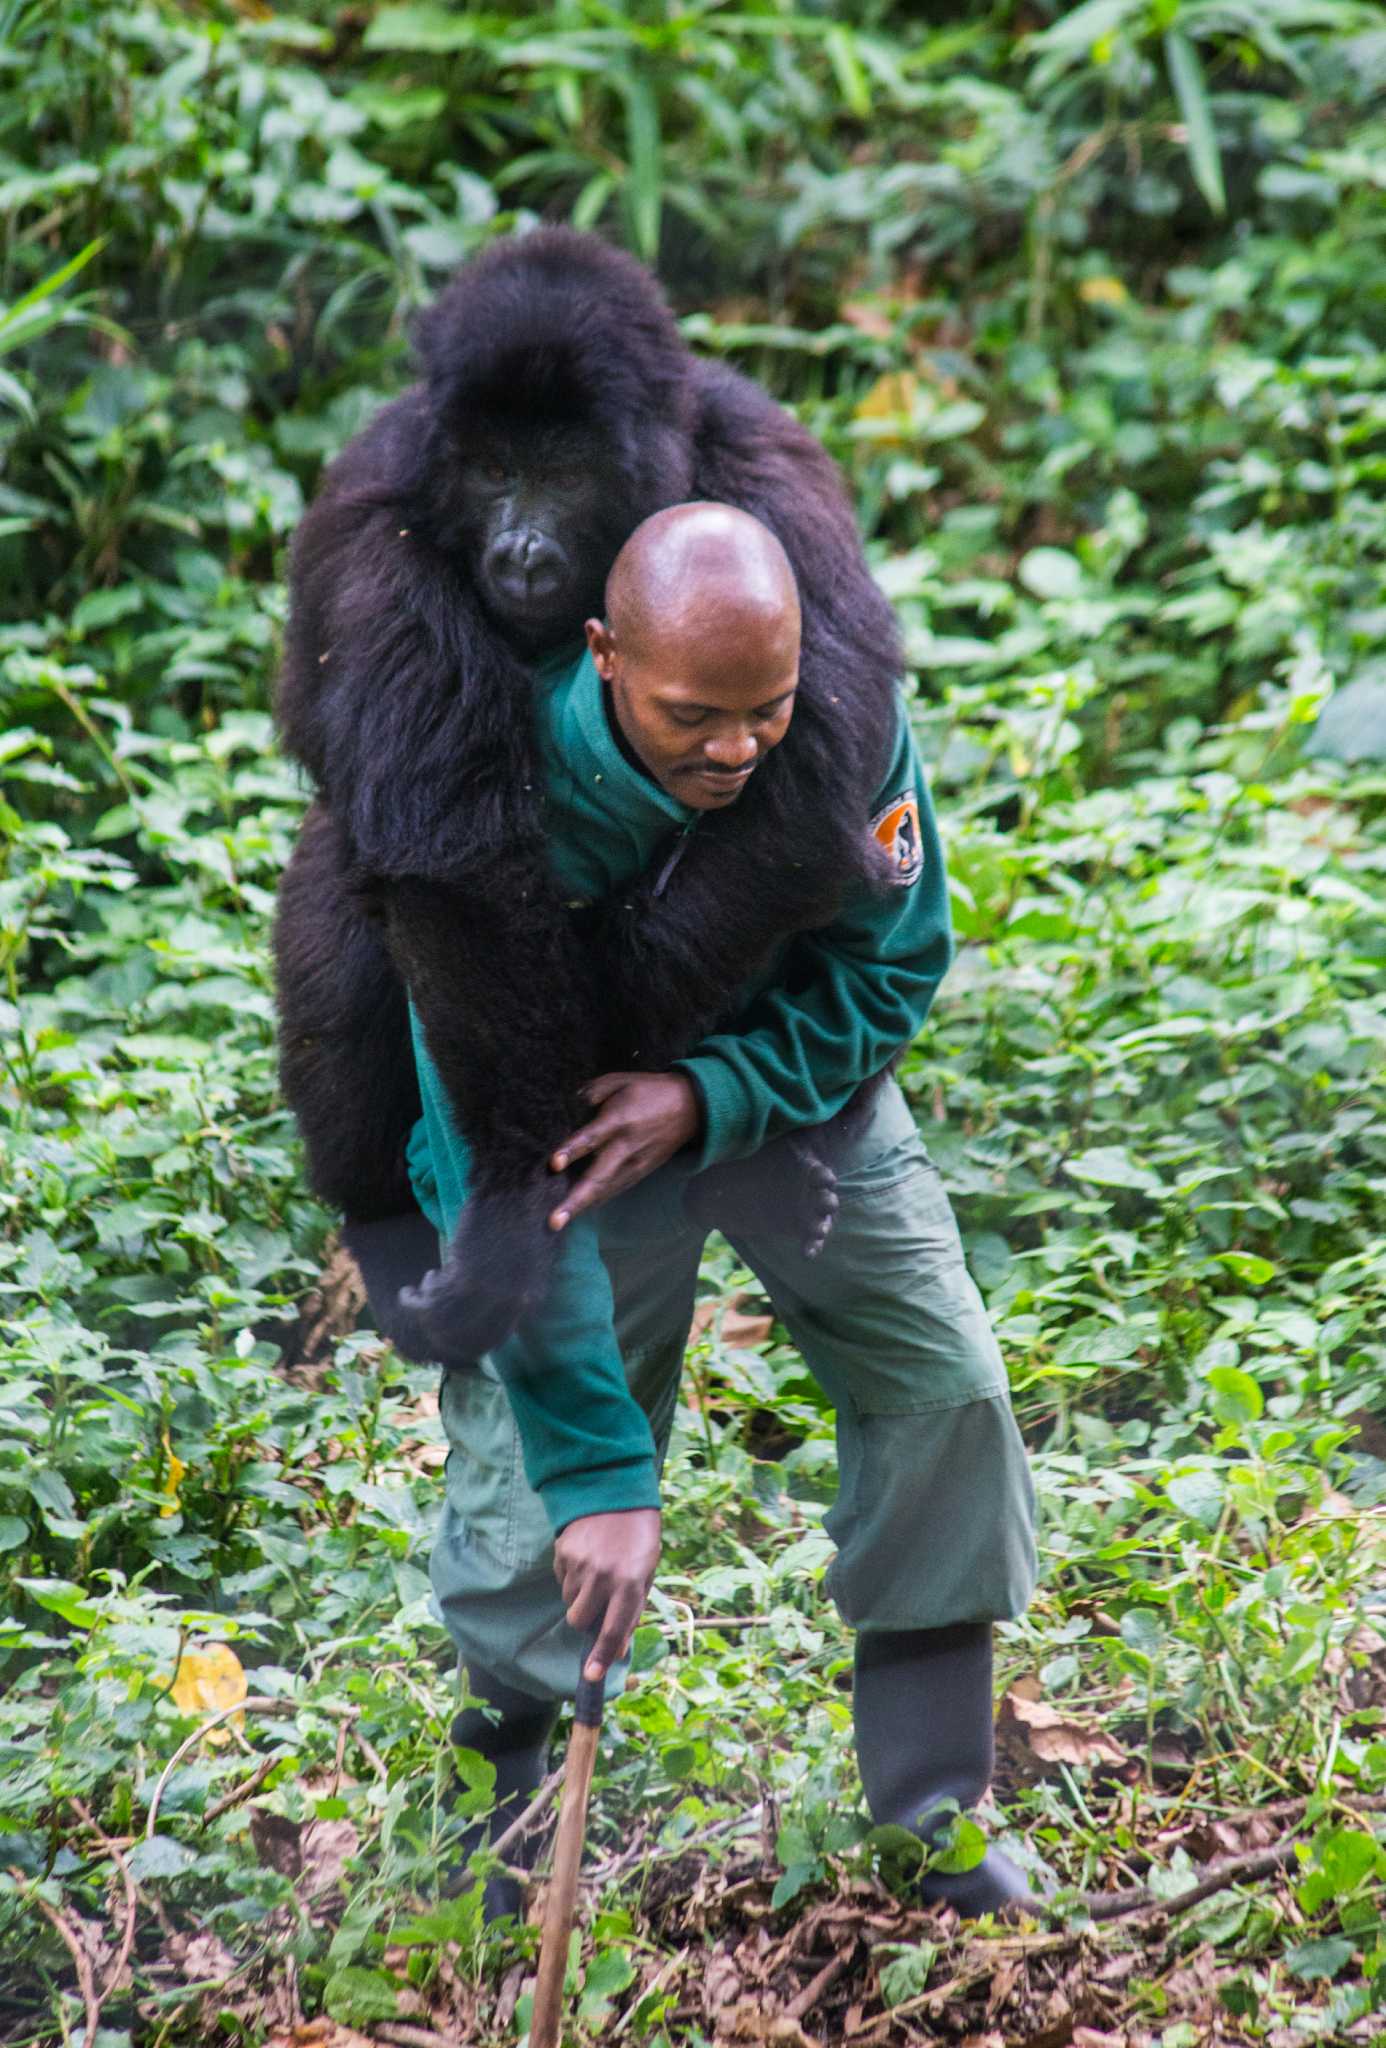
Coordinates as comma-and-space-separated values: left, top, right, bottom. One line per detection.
584, 616, 616, 679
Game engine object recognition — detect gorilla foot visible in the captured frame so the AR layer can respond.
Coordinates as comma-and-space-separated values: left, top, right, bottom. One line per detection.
400, 1182, 560, 1360
685, 1130, 840, 1258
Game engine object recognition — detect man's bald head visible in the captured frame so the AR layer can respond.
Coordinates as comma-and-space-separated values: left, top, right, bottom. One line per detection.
584, 502, 802, 812
605, 503, 800, 666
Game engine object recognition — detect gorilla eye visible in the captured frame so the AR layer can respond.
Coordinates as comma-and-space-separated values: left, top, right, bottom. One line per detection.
485, 462, 509, 484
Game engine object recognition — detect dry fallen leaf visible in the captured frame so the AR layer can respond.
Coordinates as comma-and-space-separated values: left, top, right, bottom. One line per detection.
704, 1951, 744, 2014
299, 1816, 359, 1899
249, 1808, 302, 1879
167, 1930, 237, 1984
247, 1810, 358, 1903
996, 1689, 1128, 1774
689, 1295, 774, 1350
717, 2002, 821, 2047
288, 1240, 367, 1382
264, 2025, 376, 2048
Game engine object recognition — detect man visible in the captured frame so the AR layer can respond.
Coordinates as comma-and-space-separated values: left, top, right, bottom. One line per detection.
400, 503, 1037, 1916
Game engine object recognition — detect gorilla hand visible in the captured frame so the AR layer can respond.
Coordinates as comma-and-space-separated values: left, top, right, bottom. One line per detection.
684, 1130, 841, 1259
340, 1211, 456, 1363
398, 1177, 563, 1362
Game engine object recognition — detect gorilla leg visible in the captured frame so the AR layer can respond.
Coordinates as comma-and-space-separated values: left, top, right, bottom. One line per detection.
380, 867, 609, 1360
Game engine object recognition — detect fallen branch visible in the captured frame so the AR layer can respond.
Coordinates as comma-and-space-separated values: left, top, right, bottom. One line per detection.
1083, 1838, 1298, 1924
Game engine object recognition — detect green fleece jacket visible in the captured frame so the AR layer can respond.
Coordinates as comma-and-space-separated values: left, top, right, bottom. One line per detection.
406, 645, 953, 1532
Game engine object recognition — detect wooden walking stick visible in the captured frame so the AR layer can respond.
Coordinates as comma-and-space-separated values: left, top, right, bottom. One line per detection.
530, 1633, 604, 2048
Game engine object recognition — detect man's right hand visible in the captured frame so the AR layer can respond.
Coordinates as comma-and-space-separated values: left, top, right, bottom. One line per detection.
554, 1508, 662, 1680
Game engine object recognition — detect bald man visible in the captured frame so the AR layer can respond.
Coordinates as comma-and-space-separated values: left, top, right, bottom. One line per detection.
400, 504, 1037, 1919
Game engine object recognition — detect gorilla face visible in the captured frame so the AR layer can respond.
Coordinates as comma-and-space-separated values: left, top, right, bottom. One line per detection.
452, 423, 639, 652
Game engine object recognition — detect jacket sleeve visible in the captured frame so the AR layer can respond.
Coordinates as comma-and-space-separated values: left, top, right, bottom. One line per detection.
673, 703, 953, 1170
407, 1005, 660, 1533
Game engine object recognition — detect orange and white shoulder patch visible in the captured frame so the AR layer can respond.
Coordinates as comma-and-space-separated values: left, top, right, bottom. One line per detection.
871, 790, 924, 886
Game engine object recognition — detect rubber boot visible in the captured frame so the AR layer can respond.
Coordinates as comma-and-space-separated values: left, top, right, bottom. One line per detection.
448, 1665, 559, 1923
854, 1623, 1037, 1917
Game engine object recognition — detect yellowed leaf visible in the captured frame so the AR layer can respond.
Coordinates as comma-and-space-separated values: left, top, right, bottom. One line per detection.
168, 1642, 247, 1744
852, 370, 918, 448
159, 1429, 187, 1519
1078, 275, 1128, 307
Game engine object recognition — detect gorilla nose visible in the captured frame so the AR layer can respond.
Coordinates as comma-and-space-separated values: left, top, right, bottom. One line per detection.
489, 529, 565, 603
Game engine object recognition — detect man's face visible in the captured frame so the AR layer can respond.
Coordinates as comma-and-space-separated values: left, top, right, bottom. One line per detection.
585, 615, 799, 810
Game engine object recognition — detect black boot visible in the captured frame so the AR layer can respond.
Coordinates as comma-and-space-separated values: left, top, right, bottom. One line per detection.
854, 1623, 1038, 1918
448, 1665, 559, 1923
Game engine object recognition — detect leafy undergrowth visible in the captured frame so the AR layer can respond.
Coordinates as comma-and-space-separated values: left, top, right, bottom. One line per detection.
5, 2, 1386, 2043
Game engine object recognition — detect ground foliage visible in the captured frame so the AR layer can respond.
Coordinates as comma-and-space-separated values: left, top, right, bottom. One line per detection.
1, 1, 1385, 2043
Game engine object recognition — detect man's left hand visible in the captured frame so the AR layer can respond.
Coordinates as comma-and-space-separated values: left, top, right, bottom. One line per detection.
549, 1072, 700, 1229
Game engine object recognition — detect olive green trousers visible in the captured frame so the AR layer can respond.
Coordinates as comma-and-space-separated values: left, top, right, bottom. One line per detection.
430, 1081, 1036, 1701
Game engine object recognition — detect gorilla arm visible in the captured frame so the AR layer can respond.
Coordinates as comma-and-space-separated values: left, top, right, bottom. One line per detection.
378, 865, 607, 1359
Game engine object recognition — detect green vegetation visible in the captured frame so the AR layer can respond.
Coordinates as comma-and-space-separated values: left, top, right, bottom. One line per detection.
2, 3, 1384, 2042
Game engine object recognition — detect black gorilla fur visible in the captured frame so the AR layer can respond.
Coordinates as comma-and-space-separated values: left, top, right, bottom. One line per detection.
274, 229, 904, 1360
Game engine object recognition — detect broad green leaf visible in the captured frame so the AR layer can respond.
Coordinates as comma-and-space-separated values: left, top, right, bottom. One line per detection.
1165, 30, 1226, 216
129, 1834, 196, 1881
1206, 1366, 1264, 1426
825, 27, 871, 118
618, 71, 662, 262
1216, 1250, 1276, 1286
879, 1941, 938, 2006
450, 1746, 497, 1820
1064, 1148, 1161, 1194
1119, 1608, 1164, 1657
324, 1967, 405, 2026
1019, 547, 1085, 600
1283, 1935, 1356, 1982
362, 6, 480, 50
18, 1577, 96, 1628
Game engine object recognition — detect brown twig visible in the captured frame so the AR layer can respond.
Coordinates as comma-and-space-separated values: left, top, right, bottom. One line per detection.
488, 1763, 565, 1864
610, 1953, 683, 2039
202, 1750, 285, 1823
586, 1801, 764, 1886
354, 1727, 390, 1784
68, 1799, 138, 2015
786, 1948, 850, 2020
329, 1716, 349, 1798
376, 2026, 456, 2048
144, 1695, 385, 1839
11, 1873, 101, 2044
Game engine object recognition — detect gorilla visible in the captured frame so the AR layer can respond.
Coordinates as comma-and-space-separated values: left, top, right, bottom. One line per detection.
273, 228, 902, 1362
